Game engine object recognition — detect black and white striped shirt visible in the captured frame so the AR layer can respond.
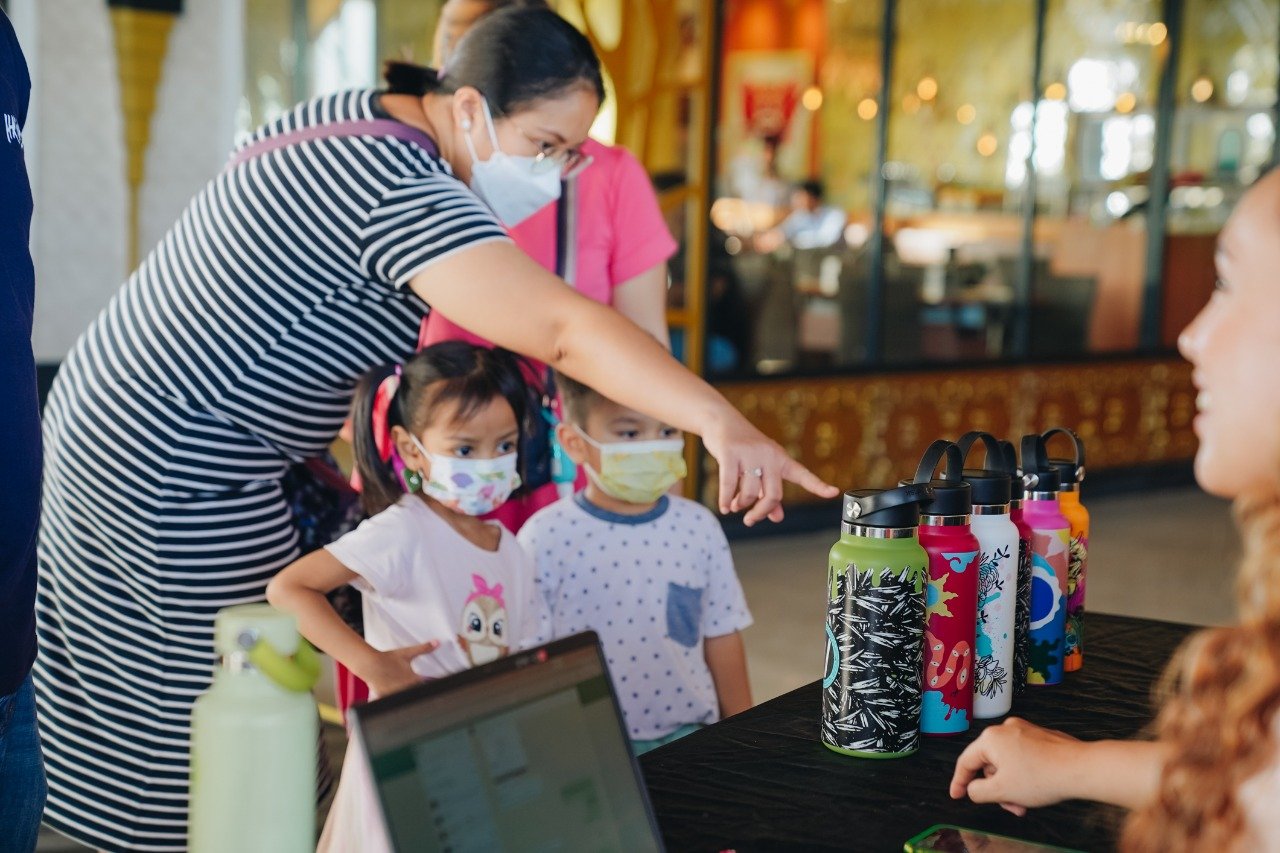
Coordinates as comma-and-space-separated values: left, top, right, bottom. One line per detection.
34, 88, 508, 851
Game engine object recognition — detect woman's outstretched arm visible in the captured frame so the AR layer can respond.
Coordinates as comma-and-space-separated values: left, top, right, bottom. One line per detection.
410, 241, 839, 525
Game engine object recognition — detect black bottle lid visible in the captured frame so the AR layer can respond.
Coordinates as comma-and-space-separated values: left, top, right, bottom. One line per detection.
1048, 457, 1084, 488
906, 439, 972, 516
962, 468, 1012, 505
1024, 466, 1062, 493
842, 484, 932, 528
899, 477, 973, 515
955, 431, 1013, 506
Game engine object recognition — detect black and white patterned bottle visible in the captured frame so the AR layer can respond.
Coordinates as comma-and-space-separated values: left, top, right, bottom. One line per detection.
822, 485, 931, 758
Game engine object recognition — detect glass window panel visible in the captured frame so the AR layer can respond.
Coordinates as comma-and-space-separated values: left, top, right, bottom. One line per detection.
713, 0, 882, 376
883, 0, 1035, 365
243, 0, 390, 138
665, 3, 710, 360
242, 0, 300, 135
309, 0, 378, 94
1161, 0, 1279, 346
378, 0, 440, 65
1033, 0, 1164, 356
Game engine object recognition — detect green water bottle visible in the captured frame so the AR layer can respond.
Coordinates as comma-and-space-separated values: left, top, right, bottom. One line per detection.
189, 604, 321, 852
823, 484, 932, 758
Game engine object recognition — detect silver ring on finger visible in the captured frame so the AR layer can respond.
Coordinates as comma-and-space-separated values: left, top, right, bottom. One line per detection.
745, 466, 764, 478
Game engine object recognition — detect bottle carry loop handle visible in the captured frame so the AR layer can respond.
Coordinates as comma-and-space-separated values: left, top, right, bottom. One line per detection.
1020, 434, 1050, 489
1041, 426, 1086, 483
913, 439, 964, 485
1000, 440, 1021, 480
955, 430, 1009, 475
241, 633, 322, 693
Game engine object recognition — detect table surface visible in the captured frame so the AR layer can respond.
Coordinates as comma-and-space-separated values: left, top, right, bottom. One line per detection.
640, 613, 1197, 853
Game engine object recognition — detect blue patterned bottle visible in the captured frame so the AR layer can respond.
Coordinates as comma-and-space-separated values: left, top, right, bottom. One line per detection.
823, 485, 931, 758
1020, 435, 1072, 686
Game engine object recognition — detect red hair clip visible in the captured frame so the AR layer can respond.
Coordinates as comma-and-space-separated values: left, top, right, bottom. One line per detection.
370, 369, 402, 463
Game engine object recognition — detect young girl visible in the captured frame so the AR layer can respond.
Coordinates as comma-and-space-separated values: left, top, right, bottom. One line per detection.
949, 171, 1280, 850
266, 341, 548, 851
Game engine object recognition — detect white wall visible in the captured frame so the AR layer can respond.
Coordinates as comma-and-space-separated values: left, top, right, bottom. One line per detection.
141, 0, 243, 255
16, 0, 242, 363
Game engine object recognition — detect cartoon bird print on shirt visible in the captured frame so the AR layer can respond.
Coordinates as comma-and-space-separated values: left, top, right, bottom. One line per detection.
458, 574, 508, 666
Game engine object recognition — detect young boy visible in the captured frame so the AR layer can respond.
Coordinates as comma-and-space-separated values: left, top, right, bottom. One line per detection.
518, 374, 753, 754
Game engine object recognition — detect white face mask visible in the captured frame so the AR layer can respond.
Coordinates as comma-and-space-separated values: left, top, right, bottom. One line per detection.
462, 99, 561, 227
410, 435, 521, 517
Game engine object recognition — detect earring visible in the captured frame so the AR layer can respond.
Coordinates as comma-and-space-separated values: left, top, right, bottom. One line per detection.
462, 118, 472, 130
403, 468, 423, 493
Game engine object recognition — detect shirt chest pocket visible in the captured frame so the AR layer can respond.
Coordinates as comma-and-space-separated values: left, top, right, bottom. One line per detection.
665, 583, 704, 649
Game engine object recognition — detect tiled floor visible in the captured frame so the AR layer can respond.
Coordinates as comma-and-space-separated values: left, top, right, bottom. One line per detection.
35, 486, 1240, 850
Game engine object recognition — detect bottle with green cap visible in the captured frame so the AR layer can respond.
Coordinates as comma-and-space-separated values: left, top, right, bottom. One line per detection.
823, 483, 932, 758
1043, 427, 1089, 672
956, 431, 1020, 719
189, 604, 321, 853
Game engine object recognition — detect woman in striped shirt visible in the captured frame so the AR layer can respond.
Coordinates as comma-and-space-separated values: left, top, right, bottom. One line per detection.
34, 7, 834, 850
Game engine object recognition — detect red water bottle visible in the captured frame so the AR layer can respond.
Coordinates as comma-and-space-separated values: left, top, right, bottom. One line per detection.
903, 440, 980, 736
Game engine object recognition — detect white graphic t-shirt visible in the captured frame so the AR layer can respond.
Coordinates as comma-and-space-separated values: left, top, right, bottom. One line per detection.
327, 493, 548, 676
319, 494, 548, 853
519, 493, 752, 741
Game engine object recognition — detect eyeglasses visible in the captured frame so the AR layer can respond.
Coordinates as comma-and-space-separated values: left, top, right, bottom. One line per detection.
508, 120, 592, 176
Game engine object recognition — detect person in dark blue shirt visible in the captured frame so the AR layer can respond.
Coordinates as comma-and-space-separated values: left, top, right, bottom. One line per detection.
0, 9, 46, 852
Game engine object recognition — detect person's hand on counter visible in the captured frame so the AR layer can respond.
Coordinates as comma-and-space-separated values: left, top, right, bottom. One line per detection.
950, 717, 1170, 815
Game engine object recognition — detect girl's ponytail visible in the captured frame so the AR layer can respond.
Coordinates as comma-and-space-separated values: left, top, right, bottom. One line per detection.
351, 363, 408, 516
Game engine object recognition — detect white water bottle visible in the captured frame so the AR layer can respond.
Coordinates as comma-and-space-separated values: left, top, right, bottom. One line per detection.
956, 431, 1021, 719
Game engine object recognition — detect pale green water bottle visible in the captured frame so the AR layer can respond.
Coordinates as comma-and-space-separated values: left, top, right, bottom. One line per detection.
189, 604, 321, 852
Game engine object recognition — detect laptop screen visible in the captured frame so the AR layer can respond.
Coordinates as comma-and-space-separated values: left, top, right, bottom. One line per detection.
353, 633, 664, 853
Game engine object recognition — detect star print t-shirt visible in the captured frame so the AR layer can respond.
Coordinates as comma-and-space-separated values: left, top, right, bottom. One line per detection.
518, 493, 752, 740
326, 494, 548, 684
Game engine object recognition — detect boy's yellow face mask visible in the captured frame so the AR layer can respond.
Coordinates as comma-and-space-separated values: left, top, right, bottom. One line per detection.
575, 428, 687, 505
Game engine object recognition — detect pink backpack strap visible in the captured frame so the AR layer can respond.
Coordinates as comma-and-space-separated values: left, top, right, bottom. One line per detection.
225, 119, 439, 173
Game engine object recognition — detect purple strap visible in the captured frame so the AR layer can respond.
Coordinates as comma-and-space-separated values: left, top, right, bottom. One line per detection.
225, 119, 440, 172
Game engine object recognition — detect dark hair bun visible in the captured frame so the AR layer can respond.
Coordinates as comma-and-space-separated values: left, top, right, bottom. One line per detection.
384, 7, 603, 114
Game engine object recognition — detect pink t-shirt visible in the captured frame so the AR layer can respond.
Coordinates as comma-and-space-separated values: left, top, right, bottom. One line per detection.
421, 138, 678, 347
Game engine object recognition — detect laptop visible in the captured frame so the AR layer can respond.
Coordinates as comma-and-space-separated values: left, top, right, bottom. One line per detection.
350, 631, 666, 853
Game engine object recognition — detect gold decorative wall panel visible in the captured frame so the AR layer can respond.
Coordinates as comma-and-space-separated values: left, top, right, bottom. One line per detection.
708, 357, 1196, 504
108, 1, 182, 269
555, 0, 715, 492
